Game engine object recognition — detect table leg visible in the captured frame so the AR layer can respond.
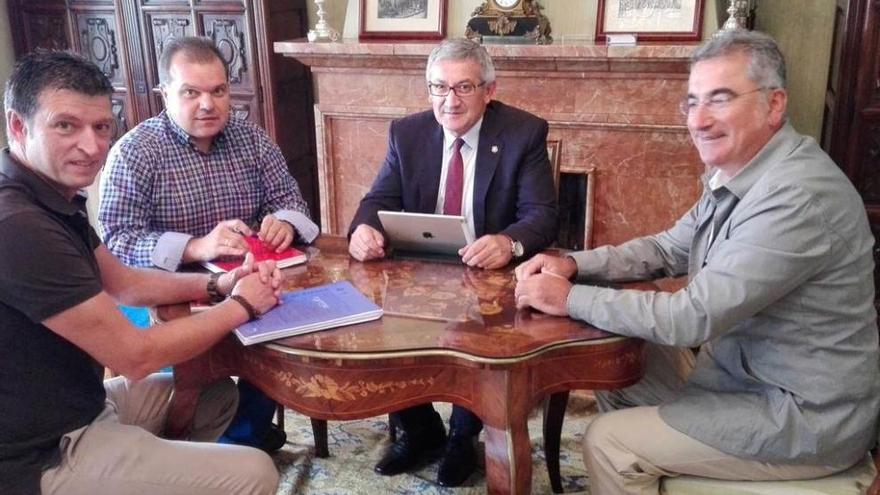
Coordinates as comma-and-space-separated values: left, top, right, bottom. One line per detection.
479, 370, 533, 495
484, 420, 532, 494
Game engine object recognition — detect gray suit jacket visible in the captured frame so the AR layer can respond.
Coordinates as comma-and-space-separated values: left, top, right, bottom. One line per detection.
567, 123, 880, 465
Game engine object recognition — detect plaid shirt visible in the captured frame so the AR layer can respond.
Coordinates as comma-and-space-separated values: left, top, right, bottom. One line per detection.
99, 111, 317, 270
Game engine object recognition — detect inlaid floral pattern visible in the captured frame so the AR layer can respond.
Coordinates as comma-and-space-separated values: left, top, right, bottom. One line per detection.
277, 373, 436, 402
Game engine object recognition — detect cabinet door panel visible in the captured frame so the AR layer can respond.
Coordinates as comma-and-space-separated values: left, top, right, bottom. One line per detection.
140, 0, 190, 6
201, 12, 256, 91
20, 9, 70, 51
230, 94, 263, 127
111, 93, 133, 138
74, 11, 124, 86
144, 12, 195, 113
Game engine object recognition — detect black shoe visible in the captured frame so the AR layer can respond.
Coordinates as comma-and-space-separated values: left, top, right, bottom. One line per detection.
259, 424, 287, 452
437, 433, 477, 487
374, 423, 446, 476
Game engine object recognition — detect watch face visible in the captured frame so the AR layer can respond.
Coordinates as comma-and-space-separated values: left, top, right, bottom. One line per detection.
493, 0, 520, 10
512, 240, 524, 257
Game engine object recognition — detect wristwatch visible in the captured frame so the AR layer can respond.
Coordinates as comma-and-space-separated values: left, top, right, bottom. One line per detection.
508, 237, 524, 258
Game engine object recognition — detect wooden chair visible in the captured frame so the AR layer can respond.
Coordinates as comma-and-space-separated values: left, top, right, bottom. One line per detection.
542, 393, 880, 494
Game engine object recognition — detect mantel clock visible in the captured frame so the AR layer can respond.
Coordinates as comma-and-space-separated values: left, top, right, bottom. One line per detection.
465, 0, 552, 44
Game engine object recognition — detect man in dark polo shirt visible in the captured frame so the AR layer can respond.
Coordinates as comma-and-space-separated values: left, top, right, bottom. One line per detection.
0, 52, 281, 495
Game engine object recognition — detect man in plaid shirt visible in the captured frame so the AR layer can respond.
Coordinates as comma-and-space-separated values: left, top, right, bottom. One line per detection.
99, 36, 317, 452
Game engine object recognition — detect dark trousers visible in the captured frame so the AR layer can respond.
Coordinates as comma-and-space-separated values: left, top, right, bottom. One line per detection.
218, 379, 278, 446
392, 403, 482, 438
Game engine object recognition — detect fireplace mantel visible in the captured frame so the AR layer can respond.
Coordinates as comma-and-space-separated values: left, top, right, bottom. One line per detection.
275, 39, 695, 72
276, 39, 704, 247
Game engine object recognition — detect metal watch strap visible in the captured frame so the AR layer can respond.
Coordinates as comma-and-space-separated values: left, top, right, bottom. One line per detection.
206, 272, 224, 303
229, 294, 258, 321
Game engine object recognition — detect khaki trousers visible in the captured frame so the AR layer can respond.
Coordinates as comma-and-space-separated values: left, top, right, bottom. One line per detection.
585, 344, 848, 495
41, 373, 279, 495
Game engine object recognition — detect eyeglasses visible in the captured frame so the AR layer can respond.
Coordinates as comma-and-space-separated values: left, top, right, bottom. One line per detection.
427, 81, 486, 97
679, 87, 769, 116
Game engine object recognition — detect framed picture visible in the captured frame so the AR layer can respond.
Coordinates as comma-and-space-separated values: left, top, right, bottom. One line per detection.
596, 0, 704, 42
359, 0, 448, 41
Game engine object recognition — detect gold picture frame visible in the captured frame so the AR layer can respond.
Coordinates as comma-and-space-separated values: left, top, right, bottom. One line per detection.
596, 0, 705, 42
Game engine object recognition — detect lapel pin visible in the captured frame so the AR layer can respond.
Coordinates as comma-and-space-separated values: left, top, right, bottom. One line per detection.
491, 145, 499, 154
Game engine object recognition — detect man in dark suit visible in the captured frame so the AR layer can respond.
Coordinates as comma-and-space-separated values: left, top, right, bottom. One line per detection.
348, 39, 558, 487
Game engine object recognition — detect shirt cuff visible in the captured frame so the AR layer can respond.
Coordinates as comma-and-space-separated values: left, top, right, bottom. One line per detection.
274, 210, 319, 243
567, 250, 605, 279
151, 231, 193, 271
566, 283, 602, 323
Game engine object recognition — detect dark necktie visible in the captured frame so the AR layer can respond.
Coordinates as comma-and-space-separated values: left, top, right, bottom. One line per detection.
443, 138, 465, 216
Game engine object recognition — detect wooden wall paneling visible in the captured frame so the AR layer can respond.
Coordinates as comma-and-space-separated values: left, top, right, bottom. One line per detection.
230, 94, 262, 124
203, 13, 254, 90
71, 4, 135, 136
7, 2, 70, 55
823, 0, 880, 305
852, 0, 880, 203
141, 10, 195, 114
138, 0, 190, 7
117, 0, 152, 126
201, 8, 263, 127
822, 0, 847, 149
141, 11, 198, 115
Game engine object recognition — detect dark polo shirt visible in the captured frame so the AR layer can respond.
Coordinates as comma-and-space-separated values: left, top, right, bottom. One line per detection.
0, 149, 105, 494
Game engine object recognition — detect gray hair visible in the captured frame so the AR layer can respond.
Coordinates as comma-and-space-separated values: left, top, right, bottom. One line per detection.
691, 30, 786, 90
158, 36, 229, 86
425, 39, 496, 83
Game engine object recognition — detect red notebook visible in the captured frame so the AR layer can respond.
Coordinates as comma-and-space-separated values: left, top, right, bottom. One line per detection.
201, 236, 307, 273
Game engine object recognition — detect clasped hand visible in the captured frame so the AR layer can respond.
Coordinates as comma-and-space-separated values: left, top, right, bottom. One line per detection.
218, 253, 284, 316
513, 254, 577, 316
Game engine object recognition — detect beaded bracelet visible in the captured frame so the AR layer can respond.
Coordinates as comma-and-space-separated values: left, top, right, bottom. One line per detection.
229, 294, 258, 321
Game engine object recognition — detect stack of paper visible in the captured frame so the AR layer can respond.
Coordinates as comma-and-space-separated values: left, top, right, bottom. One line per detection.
234, 281, 383, 345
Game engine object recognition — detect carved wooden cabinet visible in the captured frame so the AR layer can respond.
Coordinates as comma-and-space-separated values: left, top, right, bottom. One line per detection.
822, 0, 880, 301
6, 0, 320, 218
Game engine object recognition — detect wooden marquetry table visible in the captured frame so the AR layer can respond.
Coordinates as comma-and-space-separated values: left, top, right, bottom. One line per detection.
159, 236, 646, 495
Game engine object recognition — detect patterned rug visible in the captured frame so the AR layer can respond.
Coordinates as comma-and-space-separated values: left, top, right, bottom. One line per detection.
271, 393, 598, 494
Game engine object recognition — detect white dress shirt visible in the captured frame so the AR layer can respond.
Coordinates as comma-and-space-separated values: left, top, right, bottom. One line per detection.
434, 119, 483, 242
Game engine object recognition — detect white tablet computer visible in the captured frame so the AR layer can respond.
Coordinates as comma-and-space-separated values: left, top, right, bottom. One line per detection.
378, 211, 474, 260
